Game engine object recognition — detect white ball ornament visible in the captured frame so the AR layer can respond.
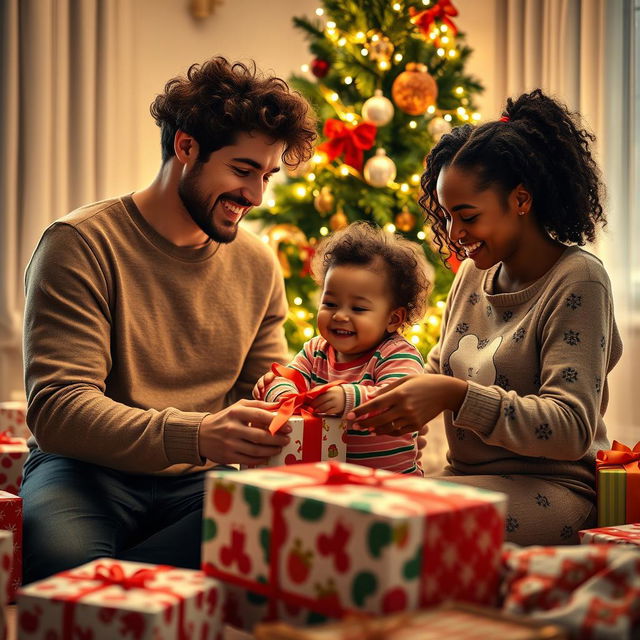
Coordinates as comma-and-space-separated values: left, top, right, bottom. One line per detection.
361, 89, 395, 127
364, 148, 397, 188
427, 116, 452, 142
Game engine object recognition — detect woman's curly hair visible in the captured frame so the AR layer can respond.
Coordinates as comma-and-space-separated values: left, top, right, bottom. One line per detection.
150, 57, 317, 167
311, 221, 432, 327
419, 89, 606, 263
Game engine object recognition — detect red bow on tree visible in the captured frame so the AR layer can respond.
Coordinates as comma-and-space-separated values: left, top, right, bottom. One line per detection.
410, 0, 459, 46
316, 119, 377, 172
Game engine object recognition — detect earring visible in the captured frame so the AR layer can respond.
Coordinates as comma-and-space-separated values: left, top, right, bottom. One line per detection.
518, 211, 525, 216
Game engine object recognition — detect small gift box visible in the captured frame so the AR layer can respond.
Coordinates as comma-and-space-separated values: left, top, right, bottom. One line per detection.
0, 491, 22, 602
596, 440, 640, 527
0, 401, 30, 440
0, 433, 29, 495
0, 530, 13, 637
17, 559, 224, 640
202, 462, 507, 623
579, 523, 640, 546
254, 602, 568, 639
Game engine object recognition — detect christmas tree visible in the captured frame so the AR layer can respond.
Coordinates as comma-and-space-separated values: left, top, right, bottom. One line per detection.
248, 0, 483, 358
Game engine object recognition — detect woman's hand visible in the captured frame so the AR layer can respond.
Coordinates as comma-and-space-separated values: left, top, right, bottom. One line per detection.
346, 374, 468, 435
308, 386, 346, 416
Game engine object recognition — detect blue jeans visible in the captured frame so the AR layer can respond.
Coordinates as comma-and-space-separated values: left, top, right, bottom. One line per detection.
20, 449, 223, 584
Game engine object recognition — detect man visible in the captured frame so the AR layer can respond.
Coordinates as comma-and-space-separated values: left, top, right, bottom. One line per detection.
21, 57, 317, 583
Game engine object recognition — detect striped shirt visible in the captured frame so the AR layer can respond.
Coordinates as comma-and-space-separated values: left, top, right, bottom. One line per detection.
258, 333, 425, 475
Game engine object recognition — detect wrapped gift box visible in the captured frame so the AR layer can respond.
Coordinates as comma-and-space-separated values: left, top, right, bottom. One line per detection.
17, 558, 223, 639
245, 416, 346, 469
0, 530, 13, 638
0, 402, 30, 441
254, 602, 568, 639
596, 441, 640, 527
579, 523, 640, 546
0, 434, 28, 495
0, 491, 22, 602
202, 461, 507, 621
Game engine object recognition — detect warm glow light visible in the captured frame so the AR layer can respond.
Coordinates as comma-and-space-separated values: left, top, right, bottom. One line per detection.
417, 231, 426, 240
261, 234, 269, 243
384, 223, 396, 233
422, 0, 431, 5
448, 49, 457, 58
400, 183, 410, 192
344, 76, 353, 85
313, 153, 326, 164
411, 174, 420, 184
444, 114, 453, 122
455, 86, 464, 95
378, 60, 390, 70
428, 315, 439, 326
393, 3, 402, 10
340, 166, 350, 176
327, 21, 336, 28
303, 327, 315, 338
436, 300, 446, 309
320, 226, 329, 236
301, 64, 310, 73
267, 199, 276, 208
457, 107, 466, 116
394, 53, 403, 62
307, 173, 316, 181
472, 112, 481, 121
441, 36, 449, 44
295, 186, 307, 197
315, 8, 324, 16
371, 33, 380, 42
361, 48, 369, 56
409, 120, 417, 129
427, 105, 436, 114
411, 335, 420, 345
437, 48, 445, 57
296, 310, 306, 320
338, 37, 347, 46
355, 31, 365, 41
412, 324, 421, 332
344, 113, 356, 122
440, 24, 448, 32
294, 297, 303, 305
330, 92, 339, 102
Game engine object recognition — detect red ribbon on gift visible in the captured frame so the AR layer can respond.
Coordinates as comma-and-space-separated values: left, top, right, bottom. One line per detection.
59, 562, 188, 639
204, 462, 498, 619
596, 440, 640, 524
0, 430, 23, 445
316, 119, 377, 171
410, 0, 459, 45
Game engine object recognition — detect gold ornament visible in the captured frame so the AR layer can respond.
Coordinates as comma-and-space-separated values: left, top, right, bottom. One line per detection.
361, 89, 395, 127
363, 148, 397, 188
391, 63, 438, 115
366, 32, 394, 63
266, 224, 308, 278
427, 116, 452, 142
313, 186, 335, 215
395, 208, 416, 232
329, 209, 349, 231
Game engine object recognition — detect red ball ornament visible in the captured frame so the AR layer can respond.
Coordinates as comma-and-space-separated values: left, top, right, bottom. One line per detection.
311, 58, 330, 78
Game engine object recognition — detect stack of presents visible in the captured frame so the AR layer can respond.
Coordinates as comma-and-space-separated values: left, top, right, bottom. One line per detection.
0, 401, 639, 639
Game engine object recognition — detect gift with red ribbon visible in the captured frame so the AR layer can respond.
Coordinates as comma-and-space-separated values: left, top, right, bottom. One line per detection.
0, 428, 28, 495
410, 0, 459, 47
579, 522, 640, 546
0, 529, 13, 636
17, 558, 223, 639
595, 440, 640, 527
0, 401, 31, 440
202, 461, 507, 629
0, 490, 22, 602
246, 364, 347, 469
316, 119, 376, 171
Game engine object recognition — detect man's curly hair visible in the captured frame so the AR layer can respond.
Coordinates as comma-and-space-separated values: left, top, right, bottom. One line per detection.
419, 89, 606, 263
311, 222, 431, 327
150, 57, 317, 167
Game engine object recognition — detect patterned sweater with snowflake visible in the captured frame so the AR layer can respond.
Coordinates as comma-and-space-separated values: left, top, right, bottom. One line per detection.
425, 246, 622, 498
258, 332, 425, 475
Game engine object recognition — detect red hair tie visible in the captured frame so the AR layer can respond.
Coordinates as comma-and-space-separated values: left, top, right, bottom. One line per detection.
499, 115, 510, 122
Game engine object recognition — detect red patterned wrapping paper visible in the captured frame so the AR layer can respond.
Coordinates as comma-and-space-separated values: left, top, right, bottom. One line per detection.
0, 402, 30, 441
0, 530, 13, 639
202, 461, 507, 624
579, 523, 640, 546
0, 491, 22, 602
17, 559, 224, 640
0, 434, 28, 495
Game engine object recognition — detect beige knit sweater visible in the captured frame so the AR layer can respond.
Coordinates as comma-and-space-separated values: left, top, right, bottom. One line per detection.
23, 195, 288, 474
426, 246, 623, 498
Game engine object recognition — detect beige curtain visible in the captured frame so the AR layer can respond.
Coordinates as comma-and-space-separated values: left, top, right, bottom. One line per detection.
0, 0, 135, 401
494, 0, 638, 442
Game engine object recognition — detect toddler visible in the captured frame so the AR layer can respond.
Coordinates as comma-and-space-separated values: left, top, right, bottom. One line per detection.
254, 221, 431, 475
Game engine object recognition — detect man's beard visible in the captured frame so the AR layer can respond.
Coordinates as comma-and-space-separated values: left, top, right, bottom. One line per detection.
178, 165, 243, 244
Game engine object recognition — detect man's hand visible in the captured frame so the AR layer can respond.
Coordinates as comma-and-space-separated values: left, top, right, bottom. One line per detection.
308, 386, 346, 416
198, 398, 290, 466
252, 371, 276, 400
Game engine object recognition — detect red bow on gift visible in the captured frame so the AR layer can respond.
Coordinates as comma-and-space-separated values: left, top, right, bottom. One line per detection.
410, 0, 459, 45
0, 430, 22, 445
89, 563, 159, 590
316, 119, 376, 172
596, 440, 640, 524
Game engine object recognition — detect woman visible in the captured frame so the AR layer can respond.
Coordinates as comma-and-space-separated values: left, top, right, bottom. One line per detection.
347, 89, 622, 545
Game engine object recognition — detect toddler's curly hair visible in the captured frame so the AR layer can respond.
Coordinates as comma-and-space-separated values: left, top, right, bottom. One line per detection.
311, 222, 431, 326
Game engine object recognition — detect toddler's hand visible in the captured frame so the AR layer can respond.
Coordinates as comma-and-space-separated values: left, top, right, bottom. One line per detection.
309, 386, 346, 416
252, 371, 276, 400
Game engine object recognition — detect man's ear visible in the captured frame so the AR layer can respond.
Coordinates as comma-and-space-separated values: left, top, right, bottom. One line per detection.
387, 307, 407, 333
174, 130, 200, 166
